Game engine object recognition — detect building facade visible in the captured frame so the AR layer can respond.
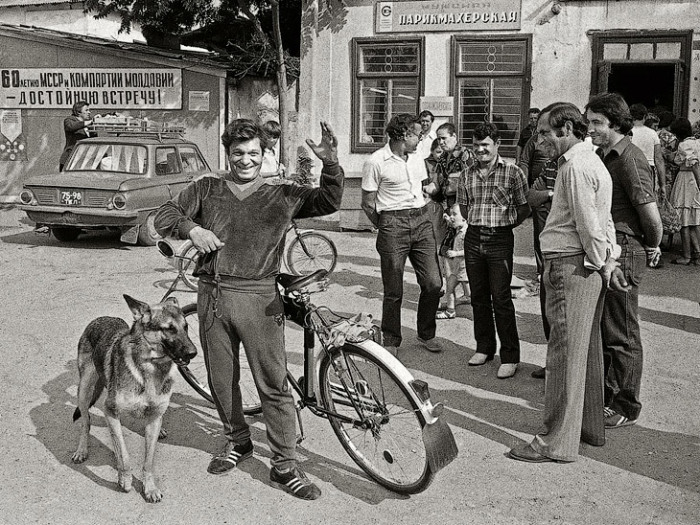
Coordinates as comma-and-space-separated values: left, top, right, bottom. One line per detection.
298, 0, 700, 226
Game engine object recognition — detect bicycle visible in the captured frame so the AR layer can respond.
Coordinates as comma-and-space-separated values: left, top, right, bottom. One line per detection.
159, 255, 458, 494
166, 220, 337, 291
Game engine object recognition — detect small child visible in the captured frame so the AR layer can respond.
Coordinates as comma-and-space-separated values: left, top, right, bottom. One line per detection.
437, 204, 470, 319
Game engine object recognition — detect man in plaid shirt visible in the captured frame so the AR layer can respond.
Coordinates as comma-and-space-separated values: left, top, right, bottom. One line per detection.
458, 122, 530, 379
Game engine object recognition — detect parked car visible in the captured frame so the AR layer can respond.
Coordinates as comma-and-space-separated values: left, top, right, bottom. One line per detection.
18, 126, 214, 245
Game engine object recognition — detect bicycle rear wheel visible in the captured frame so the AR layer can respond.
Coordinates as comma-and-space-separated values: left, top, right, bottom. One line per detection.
180, 304, 262, 415
177, 242, 200, 291
318, 343, 433, 494
286, 232, 337, 275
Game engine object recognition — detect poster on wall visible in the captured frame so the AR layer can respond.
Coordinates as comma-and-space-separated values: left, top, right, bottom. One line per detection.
188, 91, 210, 111
0, 109, 27, 161
0, 68, 182, 109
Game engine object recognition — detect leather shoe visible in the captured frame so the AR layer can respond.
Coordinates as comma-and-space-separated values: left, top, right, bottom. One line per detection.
497, 363, 518, 379
468, 352, 493, 366
507, 444, 557, 463
531, 366, 546, 379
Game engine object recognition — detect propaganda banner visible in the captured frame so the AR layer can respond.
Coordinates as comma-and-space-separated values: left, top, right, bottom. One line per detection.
0, 68, 182, 109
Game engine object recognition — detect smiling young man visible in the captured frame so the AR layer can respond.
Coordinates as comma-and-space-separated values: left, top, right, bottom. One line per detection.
154, 119, 343, 500
508, 102, 629, 463
457, 122, 529, 379
585, 93, 663, 430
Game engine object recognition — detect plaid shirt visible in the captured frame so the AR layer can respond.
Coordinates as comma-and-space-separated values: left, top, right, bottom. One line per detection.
457, 155, 528, 227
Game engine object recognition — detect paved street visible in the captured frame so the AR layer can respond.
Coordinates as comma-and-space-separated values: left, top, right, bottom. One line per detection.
0, 218, 698, 525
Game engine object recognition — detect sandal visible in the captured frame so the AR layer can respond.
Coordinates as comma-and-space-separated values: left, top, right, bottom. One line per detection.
436, 310, 456, 320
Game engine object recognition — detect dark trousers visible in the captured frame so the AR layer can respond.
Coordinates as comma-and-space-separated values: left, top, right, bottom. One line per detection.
465, 225, 520, 363
602, 234, 647, 420
376, 207, 442, 347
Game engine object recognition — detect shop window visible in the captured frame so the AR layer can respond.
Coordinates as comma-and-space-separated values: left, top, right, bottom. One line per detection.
453, 36, 531, 159
352, 37, 423, 152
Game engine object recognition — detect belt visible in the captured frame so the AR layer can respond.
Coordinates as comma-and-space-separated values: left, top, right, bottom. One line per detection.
468, 225, 513, 235
382, 206, 427, 216
543, 251, 585, 260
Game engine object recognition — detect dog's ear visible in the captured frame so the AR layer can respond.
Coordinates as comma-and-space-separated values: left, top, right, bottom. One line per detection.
163, 296, 180, 308
123, 294, 152, 323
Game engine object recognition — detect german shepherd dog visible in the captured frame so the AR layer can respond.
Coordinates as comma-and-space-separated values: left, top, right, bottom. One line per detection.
71, 295, 197, 503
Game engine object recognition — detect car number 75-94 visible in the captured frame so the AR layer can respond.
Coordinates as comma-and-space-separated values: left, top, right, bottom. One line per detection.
61, 191, 83, 205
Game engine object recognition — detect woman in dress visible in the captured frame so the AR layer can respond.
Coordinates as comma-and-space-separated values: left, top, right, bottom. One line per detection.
669, 118, 700, 264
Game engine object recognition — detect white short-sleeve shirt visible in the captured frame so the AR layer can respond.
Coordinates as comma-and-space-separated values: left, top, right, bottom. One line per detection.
362, 143, 427, 212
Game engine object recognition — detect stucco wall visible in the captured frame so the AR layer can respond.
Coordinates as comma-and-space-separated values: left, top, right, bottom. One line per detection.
299, 0, 700, 176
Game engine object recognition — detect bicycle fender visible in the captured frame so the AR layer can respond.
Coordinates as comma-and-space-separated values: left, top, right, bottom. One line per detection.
342, 340, 440, 425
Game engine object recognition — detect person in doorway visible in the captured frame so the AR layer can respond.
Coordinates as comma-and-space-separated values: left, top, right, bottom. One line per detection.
154, 119, 343, 500
515, 107, 540, 163
508, 102, 626, 464
629, 103, 667, 202
586, 93, 663, 429
458, 122, 529, 379
59, 101, 93, 171
361, 113, 443, 356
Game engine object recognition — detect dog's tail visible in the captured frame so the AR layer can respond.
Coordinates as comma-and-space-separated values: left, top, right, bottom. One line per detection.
72, 377, 106, 421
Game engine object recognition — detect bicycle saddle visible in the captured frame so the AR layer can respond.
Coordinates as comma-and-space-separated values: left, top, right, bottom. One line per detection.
277, 269, 328, 293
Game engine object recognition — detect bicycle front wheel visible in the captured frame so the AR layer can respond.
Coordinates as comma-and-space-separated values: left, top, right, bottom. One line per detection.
180, 304, 262, 415
177, 242, 200, 291
318, 343, 433, 494
286, 232, 337, 275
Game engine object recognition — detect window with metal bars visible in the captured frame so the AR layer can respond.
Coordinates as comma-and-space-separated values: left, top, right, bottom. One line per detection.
352, 37, 423, 153
453, 36, 531, 158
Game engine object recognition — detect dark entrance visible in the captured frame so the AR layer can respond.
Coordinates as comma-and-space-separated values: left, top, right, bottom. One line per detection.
607, 63, 675, 113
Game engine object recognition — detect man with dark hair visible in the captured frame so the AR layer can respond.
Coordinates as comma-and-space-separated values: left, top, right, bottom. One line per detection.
458, 122, 529, 379
585, 93, 663, 429
361, 113, 443, 355
154, 119, 343, 500
629, 103, 666, 202
516, 107, 541, 162
59, 101, 93, 171
433, 122, 474, 207
261, 119, 285, 176
508, 102, 626, 463
416, 109, 437, 159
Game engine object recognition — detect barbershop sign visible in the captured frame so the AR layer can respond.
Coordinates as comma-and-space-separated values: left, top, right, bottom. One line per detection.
376, 0, 522, 33
0, 68, 182, 109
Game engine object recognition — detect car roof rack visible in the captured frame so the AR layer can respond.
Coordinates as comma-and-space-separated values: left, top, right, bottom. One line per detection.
88, 122, 186, 140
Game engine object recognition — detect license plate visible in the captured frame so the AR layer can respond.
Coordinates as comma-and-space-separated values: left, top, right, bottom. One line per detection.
60, 191, 83, 206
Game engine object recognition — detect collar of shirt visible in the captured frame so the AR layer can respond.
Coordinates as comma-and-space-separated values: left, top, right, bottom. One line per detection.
468, 154, 506, 177
558, 140, 592, 168
598, 135, 631, 161
380, 142, 408, 162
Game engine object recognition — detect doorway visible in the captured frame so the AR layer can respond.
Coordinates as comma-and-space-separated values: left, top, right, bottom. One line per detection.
607, 63, 675, 113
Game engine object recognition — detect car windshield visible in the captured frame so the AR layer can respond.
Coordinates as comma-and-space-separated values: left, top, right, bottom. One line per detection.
65, 144, 148, 175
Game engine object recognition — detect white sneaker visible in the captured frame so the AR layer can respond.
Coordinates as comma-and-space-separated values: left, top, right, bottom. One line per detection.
497, 363, 518, 379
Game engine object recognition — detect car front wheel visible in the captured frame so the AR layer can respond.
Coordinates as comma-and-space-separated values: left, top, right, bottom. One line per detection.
137, 213, 162, 246
51, 227, 80, 242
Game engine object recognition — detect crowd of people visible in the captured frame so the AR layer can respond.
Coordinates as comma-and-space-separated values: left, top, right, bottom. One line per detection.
145, 91, 698, 499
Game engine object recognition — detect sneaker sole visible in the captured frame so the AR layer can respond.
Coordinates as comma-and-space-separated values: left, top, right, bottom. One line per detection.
605, 418, 637, 429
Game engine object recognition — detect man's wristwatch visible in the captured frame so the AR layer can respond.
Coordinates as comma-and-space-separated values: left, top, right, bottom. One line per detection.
547, 190, 554, 201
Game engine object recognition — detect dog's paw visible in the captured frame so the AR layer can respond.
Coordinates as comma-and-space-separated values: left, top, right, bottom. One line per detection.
144, 486, 164, 503
117, 471, 133, 493
158, 428, 167, 440
71, 449, 88, 463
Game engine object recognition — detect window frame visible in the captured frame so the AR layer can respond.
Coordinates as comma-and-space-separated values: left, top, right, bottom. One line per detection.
450, 34, 532, 159
351, 36, 425, 154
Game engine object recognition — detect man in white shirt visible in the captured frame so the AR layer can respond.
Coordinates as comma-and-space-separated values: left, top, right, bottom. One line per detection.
415, 110, 437, 160
629, 103, 666, 199
361, 113, 443, 355
508, 102, 628, 464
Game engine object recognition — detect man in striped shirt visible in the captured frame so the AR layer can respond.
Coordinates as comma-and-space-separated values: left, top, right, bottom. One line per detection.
458, 122, 530, 379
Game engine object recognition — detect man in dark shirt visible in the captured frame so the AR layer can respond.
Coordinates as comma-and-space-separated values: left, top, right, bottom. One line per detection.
585, 93, 663, 429
155, 119, 343, 500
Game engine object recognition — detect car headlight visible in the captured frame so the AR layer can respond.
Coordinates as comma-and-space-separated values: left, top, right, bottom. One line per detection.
110, 193, 127, 210
19, 189, 36, 205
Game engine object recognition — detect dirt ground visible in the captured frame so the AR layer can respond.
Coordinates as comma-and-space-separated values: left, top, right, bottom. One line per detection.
0, 217, 698, 525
